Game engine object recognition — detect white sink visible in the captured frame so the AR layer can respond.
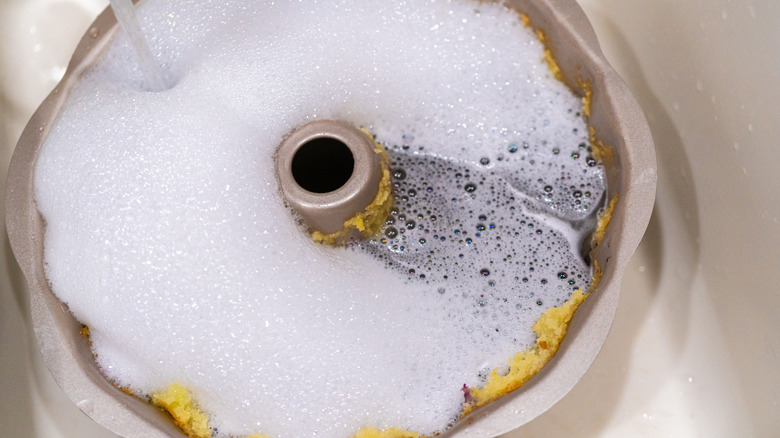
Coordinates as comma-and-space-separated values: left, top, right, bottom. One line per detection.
1, 1, 777, 436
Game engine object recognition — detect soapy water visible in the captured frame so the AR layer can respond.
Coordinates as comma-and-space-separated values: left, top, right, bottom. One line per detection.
33, 0, 607, 436
354, 150, 603, 320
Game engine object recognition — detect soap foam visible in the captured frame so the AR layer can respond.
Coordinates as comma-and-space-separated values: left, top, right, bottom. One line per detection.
34, 1, 606, 437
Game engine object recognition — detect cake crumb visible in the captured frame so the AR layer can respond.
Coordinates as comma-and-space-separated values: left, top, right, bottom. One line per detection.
151, 383, 211, 438
589, 126, 615, 166
578, 78, 593, 118
592, 194, 619, 249
351, 427, 423, 438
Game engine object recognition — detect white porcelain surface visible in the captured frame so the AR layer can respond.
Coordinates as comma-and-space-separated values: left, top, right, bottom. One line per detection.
1, 1, 777, 437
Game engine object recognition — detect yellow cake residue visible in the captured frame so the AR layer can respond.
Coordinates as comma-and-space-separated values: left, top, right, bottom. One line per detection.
151, 383, 211, 438
578, 78, 594, 118
460, 288, 588, 417
534, 29, 565, 83
312, 133, 394, 245
589, 259, 603, 294
351, 427, 423, 438
589, 126, 614, 167
246, 434, 273, 438
592, 193, 619, 249
119, 386, 135, 396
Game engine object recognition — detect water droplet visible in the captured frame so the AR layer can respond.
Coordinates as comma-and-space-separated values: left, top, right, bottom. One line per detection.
544, 185, 553, 192
479, 157, 490, 165
405, 220, 416, 230
393, 168, 406, 180
552, 148, 560, 155
464, 183, 477, 192
508, 144, 518, 153
573, 190, 582, 198
571, 152, 580, 159
480, 269, 490, 276
557, 272, 568, 279
476, 223, 486, 231
385, 227, 398, 238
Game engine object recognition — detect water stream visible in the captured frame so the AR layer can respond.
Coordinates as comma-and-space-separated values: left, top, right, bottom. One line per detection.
109, 0, 168, 91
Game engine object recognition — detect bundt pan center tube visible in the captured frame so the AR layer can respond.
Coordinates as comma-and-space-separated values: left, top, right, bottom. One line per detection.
4, 0, 656, 437
275, 120, 386, 236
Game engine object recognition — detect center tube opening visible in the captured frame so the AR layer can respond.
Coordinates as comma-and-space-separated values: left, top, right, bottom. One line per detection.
291, 137, 355, 194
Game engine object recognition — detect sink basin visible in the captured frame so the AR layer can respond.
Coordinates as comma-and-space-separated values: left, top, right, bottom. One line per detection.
7, 0, 774, 437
